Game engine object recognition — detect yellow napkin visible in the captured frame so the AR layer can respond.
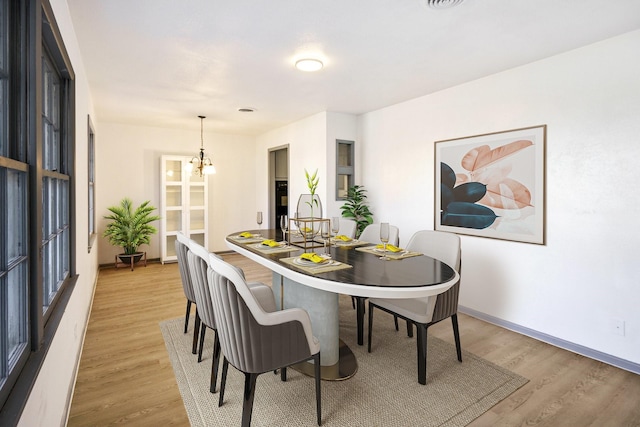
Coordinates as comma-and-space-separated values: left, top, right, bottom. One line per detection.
239, 232, 253, 238
300, 253, 326, 263
261, 239, 280, 247
376, 244, 403, 253
300, 227, 313, 233
335, 235, 352, 242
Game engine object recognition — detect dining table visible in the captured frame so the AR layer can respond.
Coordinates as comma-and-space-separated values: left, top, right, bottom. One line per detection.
225, 228, 459, 380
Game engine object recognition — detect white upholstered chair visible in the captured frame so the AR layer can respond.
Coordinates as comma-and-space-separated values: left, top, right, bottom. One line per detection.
338, 218, 357, 239
367, 230, 462, 385
208, 253, 322, 427
358, 223, 399, 246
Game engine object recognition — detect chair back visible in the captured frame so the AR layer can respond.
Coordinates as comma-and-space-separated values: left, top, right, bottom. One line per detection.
187, 241, 217, 330
359, 223, 400, 246
406, 230, 461, 323
208, 254, 316, 374
175, 232, 195, 302
338, 218, 357, 239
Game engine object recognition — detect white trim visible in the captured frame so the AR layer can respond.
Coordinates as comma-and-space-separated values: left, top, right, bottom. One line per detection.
459, 305, 640, 375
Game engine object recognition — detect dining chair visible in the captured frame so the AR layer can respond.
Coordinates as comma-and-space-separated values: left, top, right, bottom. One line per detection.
175, 232, 200, 355
188, 240, 277, 393
208, 253, 322, 427
367, 230, 462, 385
358, 223, 399, 246
338, 218, 357, 239
350, 223, 400, 320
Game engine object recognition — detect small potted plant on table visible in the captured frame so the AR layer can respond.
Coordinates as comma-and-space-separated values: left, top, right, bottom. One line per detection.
103, 198, 160, 270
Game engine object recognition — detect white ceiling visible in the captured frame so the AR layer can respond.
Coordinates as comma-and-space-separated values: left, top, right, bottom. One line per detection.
67, 0, 640, 135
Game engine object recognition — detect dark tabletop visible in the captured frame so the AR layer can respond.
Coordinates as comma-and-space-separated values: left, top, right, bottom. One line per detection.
228, 229, 456, 289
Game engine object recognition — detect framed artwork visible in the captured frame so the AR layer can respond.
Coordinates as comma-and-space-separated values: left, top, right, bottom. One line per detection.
434, 125, 546, 244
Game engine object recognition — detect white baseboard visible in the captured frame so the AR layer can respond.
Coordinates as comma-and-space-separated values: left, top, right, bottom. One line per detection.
458, 305, 640, 375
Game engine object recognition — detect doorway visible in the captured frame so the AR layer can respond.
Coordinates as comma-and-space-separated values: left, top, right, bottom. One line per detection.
268, 146, 289, 230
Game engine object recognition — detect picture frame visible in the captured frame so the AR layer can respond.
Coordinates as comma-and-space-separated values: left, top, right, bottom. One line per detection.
434, 125, 546, 244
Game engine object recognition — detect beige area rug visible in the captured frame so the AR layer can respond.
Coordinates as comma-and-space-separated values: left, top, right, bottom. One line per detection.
160, 296, 527, 426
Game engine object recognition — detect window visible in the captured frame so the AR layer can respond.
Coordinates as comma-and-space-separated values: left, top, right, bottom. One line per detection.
88, 116, 96, 251
336, 139, 354, 200
0, 0, 76, 416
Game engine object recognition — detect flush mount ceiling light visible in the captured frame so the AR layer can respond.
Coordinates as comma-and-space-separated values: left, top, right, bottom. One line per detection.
185, 115, 216, 177
295, 58, 323, 72
424, 0, 465, 9
238, 107, 255, 113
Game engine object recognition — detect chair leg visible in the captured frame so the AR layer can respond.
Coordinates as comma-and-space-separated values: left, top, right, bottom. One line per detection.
367, 302, 374, 353
192, 309, 201, 354
452, 314, 462, 362
210, 330, 221, 393
314, 352, 322, 426
351, 296, 356, 309
218, 357, 229, 407
198, 325, 206, 363
394, 315, 399, 331
407, 320, 413, 338
416, 324, 428, 385
241, 373, 259, 427
184, 300, 192, 333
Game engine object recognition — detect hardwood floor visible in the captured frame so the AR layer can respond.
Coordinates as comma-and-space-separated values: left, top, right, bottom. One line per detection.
68, 255, 640, 426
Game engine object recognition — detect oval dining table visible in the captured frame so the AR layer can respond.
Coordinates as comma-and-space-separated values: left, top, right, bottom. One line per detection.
226, 229, 459, 380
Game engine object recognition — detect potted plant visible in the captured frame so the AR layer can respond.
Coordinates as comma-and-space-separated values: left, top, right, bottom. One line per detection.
340, 185, 374, 238
103, 198, 160, 268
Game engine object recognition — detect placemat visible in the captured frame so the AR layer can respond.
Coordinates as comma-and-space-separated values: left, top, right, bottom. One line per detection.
280, 256, 352, 274
356, 245, 423, 260
248, 242, 299, 254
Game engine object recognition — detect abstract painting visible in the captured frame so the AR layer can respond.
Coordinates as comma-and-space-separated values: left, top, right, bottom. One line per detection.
434, 125, 546, 244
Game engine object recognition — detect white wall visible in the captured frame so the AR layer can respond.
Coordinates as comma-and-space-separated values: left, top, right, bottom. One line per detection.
17, 0, 100, 425
358, 30, 640, 365
255, 111, 358, 223
96, 123, 257, 262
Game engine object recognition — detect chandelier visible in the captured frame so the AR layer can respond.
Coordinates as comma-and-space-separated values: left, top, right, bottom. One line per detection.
185, 115, 216, 176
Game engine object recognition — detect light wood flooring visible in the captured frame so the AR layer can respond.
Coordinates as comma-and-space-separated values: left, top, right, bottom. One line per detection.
67, 254, 640, 426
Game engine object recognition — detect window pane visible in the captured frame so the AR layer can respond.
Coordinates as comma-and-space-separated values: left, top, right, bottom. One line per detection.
7, 170, 26, 262
338, 142, 352, 167
338, 174, 351, 199
8, 263, 28, 363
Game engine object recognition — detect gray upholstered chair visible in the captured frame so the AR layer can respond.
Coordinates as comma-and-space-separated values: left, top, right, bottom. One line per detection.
208, 253, 322, 427
367, 230, 462, 385
176, 232, 200, 354
188, 240, 276, 393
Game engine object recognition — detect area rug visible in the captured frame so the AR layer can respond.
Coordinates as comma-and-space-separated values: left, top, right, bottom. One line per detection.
160, 296, 527, 426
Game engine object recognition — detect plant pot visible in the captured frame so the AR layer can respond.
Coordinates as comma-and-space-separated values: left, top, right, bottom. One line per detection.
118, 253, 144, 264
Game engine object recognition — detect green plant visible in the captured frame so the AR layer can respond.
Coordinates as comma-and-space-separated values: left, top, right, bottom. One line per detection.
304, 168, 320, 216
103, 198, 160, 254
340, 185, 373, 238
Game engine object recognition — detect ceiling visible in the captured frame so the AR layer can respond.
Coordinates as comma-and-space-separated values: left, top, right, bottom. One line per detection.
67, 0, 640, 136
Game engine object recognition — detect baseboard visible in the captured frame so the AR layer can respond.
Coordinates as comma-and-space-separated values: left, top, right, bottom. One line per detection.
458, 305, 640, 375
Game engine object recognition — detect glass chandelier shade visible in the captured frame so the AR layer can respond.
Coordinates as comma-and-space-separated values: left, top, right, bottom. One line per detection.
186, 115, 216, 176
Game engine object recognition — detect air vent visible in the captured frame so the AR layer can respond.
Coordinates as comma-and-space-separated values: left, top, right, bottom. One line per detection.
424, 0, 465, 9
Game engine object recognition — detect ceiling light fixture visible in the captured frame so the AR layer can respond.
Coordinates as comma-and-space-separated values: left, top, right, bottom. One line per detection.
185, 115, 216, 177
238, 107, 255, 113
424, 0, 465, 9
295, 58, 323, 72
